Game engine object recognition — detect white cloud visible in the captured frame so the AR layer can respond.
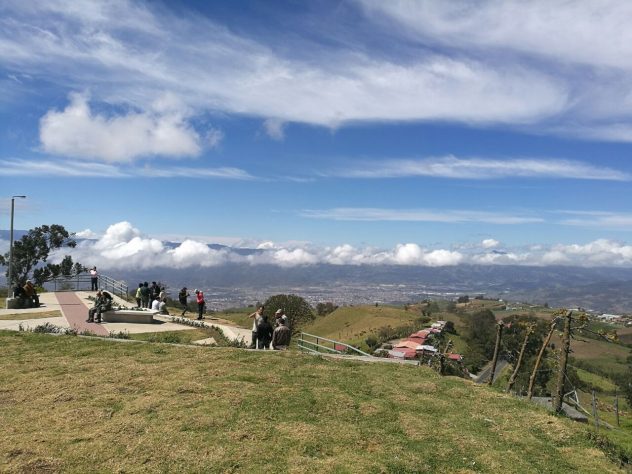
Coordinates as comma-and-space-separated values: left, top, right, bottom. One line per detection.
301, 208, 543, 225
263, 119, 285, 141
481, 239, 499, 249
353, 0, 632, 142
0, 158, 254, 179
39, 93, 201, 162
75, 229, 98, 239
52, 221, 632, 269
206, 128, 224, 148
357, 0, 632, 71
0, 158, 128, 177
270, 248, 319, 267
0, 0, 569, 134
560, 211, 632, 229
334, 156, 630, 181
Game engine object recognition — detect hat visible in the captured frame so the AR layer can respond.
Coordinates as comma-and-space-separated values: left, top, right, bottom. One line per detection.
275, 309, 283, 314
194, 289, 199, 293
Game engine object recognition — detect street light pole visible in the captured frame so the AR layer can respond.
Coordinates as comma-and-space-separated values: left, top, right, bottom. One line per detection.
7, 195, 26, 296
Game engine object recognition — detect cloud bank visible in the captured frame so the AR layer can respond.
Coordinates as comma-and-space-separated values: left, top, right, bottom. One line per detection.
0, 0, 577, 152
51, 221, 632, 270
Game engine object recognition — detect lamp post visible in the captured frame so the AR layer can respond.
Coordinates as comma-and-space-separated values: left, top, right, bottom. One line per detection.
7, 195, 26, 296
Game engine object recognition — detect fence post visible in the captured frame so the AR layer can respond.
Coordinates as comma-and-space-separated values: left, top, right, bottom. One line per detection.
614, 390, 620, 428
591, 389, 599, 431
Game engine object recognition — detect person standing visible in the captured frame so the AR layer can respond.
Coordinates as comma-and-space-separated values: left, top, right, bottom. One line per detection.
272, 318, 291, 350
257, 314, 273, 350
140, 282, 150, 308
178, 287, 190, 316
135, 283, 143, 308
150, 282, 159, 302
90, 267, 99, 291
248, 305, 264, 349
195, 289, 205, 320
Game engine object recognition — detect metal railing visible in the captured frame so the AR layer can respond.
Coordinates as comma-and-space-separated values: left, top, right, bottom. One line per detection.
46, 273, 129, 300
297, 332, 373, 357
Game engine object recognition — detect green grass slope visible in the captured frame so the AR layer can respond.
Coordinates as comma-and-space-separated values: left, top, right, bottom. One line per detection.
302, 305, 416, 341
0, 331, 625, 473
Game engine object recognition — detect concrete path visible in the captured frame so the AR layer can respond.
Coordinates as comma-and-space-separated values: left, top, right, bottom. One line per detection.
56, 292, 108, 336
0, 292, 63, 316
161, 315, 252, 345
211, 322, 251, 345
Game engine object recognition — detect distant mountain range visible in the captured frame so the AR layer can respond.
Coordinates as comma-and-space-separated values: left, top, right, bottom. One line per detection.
2, 230, 631, 313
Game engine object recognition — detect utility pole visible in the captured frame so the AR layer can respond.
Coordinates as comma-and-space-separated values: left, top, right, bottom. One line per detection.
506, 324, 533, 393
7, 195, 26, 296
553, 311, 572, 413
488, 321, 504, 386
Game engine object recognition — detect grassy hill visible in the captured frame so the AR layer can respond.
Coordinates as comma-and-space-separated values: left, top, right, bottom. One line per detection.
1, 330, 627, 472
302, 305, 416, 341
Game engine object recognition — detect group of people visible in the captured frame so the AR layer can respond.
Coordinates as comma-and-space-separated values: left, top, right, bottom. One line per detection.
12, 280, 39, 308
86, 289, 113, 323
134, 282, 166, 309
249, 305, 291, 350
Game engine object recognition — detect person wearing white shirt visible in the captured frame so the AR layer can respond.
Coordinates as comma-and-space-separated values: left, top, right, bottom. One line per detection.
90, 267, 98, 291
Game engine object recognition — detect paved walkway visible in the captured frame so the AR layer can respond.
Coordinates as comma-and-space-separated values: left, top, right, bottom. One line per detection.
56, 292, 108, 336
2, 291, 252, 343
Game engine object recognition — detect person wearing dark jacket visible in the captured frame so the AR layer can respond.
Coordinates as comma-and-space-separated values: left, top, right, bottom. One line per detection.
256, 314, 273, 350
272, 319, 291, 350
140, 282, 150, 308
178, 287, 189, 316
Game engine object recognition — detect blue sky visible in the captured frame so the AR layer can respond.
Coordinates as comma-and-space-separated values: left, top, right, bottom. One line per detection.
2, 0, 632, 268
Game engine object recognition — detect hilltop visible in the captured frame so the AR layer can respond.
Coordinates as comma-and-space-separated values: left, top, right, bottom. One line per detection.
0, 330, 626, 473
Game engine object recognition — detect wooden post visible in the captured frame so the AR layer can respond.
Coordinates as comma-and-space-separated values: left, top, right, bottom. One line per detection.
443, 339, 453, 355
553, 311, 572, 413
592, 389, 599, 431
488, 322, 504, 386
506, 325, 533, 393
527, 317, 559, 400
614, 390, 620, 428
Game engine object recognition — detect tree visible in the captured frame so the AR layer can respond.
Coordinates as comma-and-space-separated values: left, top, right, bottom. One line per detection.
263, 294, 314, 331
0, 224, 84, 287
443, 320, 456, 334
316, 302, 338, 316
